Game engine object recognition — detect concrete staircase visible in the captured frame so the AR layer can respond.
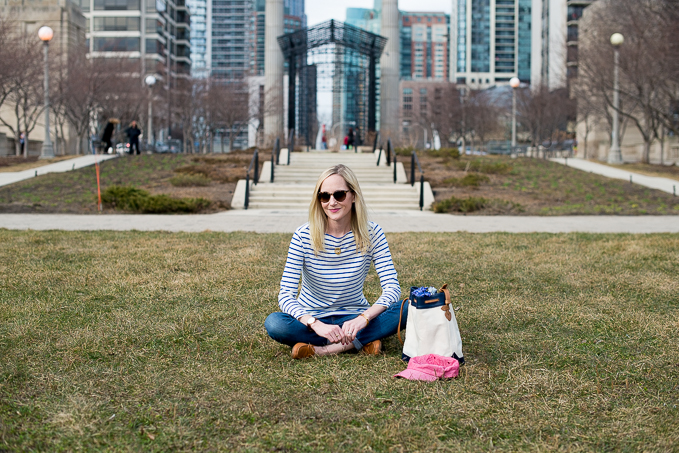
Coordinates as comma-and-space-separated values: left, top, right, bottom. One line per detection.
233, 150, 434, 211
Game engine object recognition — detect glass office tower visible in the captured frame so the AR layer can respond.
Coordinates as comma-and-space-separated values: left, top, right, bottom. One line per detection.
187, 0, 209, 78
452, 0, 532, 87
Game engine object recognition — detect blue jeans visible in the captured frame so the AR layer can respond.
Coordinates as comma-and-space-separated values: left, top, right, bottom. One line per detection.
265, 300, 408, 350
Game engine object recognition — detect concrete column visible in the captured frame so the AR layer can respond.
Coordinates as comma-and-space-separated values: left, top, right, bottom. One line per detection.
264, 0, 285, 144
380, 0, 400, 139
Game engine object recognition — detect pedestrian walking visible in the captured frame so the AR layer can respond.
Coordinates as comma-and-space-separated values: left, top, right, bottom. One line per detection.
347, 127, 355, 150
101, 118, 119, 154
126, 121, 142, 155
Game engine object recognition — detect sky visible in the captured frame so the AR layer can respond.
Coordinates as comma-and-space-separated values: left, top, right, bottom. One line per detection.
306, 0, 453, 27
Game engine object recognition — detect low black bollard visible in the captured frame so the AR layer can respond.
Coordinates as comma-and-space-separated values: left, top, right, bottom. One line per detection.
245, 173, 250, 210
419, 174, 424, 211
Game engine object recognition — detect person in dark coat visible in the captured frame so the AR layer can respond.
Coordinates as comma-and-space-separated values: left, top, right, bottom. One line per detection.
101, 119, 118, 154
126, 121, 142, 155
347, 127, 355, 150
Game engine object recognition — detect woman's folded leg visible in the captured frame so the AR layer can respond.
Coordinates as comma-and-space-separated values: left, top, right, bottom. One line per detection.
353, 300, 408, 350
264, 312, 329, 347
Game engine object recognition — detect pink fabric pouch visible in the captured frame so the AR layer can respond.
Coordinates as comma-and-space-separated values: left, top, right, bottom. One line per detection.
394, 354, 459, 382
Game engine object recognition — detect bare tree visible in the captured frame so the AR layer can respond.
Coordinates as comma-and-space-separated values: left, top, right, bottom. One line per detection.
207, 79, 251, 152
517, 84, 574, 148
50, 53, 142, 155
429, 83, 463, 148
576, 0, 677, 163
465, 89, 501, 148
96, 60, 145, 135
0, 17, 20, 121
0, 32, 45, 157
173, 77, 207, 153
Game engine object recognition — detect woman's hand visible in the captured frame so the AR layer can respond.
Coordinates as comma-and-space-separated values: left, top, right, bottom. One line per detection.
341, 315, 368, 343
312, 321, 350, 345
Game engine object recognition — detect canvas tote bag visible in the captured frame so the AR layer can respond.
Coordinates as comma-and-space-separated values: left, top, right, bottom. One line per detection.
398, 284, 465, 364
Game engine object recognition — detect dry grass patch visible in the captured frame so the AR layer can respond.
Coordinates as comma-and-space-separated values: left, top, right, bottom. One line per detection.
0, 231, 678, 451
412, 152, 679, 215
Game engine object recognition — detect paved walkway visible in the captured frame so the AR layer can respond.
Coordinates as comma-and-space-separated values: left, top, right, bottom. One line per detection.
550, 157, 678, 195
1, 211, 677, 233
0, 154, 119, 188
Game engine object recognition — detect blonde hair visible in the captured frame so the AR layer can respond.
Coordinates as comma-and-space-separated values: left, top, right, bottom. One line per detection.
309, 164, 370, 256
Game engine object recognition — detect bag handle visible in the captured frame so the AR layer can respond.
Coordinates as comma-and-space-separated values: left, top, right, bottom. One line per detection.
397, 297, 408, 345
440, 283, 450, 305
439, 283, 453, 321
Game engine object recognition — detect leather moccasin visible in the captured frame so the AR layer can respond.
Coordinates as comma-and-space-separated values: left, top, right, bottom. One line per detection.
361, 340, 381, 355
291, 343, 316, 359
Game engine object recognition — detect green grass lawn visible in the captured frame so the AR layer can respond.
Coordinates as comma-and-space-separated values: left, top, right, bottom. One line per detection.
0, 155, 195, 213
421, 154, 679, 215
2, 153, 678, 215
1, 230, 677, 451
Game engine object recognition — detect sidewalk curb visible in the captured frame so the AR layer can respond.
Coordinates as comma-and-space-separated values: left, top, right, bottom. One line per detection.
0, 213, 677, 234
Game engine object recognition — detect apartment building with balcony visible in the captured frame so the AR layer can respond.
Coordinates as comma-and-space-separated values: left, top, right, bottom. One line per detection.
210, 0, 252, 80
451, 0, 532, 88
530, 0, 593, 90
401, 12, 450, 81
79, 0, 191, 83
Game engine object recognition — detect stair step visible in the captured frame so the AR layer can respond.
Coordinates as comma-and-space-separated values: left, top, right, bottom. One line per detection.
247, 203, 422, 210
234, 155, 430, 210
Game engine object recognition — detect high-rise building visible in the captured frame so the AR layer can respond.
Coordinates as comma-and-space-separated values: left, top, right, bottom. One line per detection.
346, 7, 381, 34
451, 0, 532, 88
531, 0, 593, 90
284, 0, 305, 26
187, 0, 210, 78
251, 0, 304, 76
346, 4, 450, 82
210, 0, 302, 80
401, 12, 449, 81
81, 0, 191, 82
211, 0, 252, 80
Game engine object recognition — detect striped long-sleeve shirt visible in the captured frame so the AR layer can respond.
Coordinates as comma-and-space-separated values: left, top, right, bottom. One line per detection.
278, 221, 401, 319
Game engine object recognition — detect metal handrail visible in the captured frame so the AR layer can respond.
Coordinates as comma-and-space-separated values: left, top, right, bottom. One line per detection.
376, 142, 383, 166
287, 129, 294, 165
244, 148, 259, 210
410, 151, 423, 187
388, 139, 397, 183
386, 139, 392, 166
372, 131, 380, 153
274, 137, 281, 165
270, 146, 275, 183
411, 151, 425, 211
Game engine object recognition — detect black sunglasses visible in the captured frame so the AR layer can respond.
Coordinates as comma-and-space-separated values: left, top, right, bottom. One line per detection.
317, 190, 351, 203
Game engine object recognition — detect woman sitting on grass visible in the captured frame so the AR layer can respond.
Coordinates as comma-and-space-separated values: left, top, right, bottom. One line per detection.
265, 164, 407, 359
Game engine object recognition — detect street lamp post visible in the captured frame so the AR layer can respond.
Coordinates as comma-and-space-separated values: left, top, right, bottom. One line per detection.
509, 77, 521, 151
145, 75, 157, 148
608, 32, 624, 164
38, 26, 54, 159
